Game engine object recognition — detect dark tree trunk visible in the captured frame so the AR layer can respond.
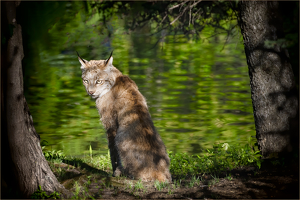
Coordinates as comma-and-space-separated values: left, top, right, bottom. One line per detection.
1, 1, 70, 198
238, 1, 299, 158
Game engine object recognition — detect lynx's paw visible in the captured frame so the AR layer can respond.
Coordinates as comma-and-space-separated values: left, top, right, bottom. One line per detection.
112, 167, 123, 177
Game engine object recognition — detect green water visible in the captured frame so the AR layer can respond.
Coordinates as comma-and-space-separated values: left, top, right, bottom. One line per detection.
23, 2, 255, 157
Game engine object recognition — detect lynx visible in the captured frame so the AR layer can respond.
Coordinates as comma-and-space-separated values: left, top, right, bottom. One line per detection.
77, 52, 171, 182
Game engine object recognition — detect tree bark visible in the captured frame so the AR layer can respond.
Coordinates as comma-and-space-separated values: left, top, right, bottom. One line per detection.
1, 1, 70, 198
238, 1, 299, 158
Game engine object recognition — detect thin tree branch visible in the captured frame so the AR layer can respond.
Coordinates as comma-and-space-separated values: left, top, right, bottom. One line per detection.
158, 11, 168, 28
179, 1, 186, 12
190, 0, 202, 8
170, 3, 190, 25
168, 1, 187, 10
170, 0, 202, 25
189, 1, 192, 26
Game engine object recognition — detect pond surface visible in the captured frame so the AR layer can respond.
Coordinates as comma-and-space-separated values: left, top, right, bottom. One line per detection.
23, 2, 255, 157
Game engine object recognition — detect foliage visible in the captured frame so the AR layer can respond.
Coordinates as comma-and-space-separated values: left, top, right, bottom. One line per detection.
31, 185, 61, 199
62, 150, 111, 175
90, 1, 298, 84
89, 1, 239, 41
169, 137, 262, 178
42, 146, 66, 161
81, 150, 111, 172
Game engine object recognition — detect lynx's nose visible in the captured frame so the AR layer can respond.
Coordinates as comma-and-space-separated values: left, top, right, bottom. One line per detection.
89, 91, 95, 95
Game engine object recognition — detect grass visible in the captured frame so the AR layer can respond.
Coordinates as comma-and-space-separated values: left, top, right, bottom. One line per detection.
72, 178, 96, 200
125, 179, 147, 195
126, 181, 134, 191
211, 174, 220, 183
206, 174, 220, 187
187, 176, 201, 188
173, 179, 182, 189
167, 186, 173, 195
81, 150, 111, 172
154, 180, 168, 191
168, 137, 262, 179
31, 185, 61, 199
225, 173, 233, 181
134, 179, 144, 191
86, 176, 92, 186
72, 181, 81, 199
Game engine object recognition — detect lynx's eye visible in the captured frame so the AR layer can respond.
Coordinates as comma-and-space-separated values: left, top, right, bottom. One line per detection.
96, 80, 103, 84
83, 80, 88, 84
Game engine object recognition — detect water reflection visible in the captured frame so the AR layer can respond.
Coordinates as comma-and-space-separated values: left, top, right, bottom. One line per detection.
23, 4, 255, 157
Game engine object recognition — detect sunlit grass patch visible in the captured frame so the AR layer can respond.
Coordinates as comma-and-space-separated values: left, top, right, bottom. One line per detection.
168, 137, 262, 178
80, 150, 112, 172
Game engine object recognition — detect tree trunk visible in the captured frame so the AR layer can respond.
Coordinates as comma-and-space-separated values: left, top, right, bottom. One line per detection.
238, 1, 299, 158
1, 1, 70, 198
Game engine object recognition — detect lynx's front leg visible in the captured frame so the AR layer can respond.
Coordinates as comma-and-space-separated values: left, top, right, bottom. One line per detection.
107, 128, 122, 176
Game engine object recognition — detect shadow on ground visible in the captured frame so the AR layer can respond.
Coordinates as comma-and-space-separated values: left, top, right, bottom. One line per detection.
46, 157, 299, 199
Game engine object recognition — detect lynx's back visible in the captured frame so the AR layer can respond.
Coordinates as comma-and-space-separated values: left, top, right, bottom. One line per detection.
78, 52, 171, 182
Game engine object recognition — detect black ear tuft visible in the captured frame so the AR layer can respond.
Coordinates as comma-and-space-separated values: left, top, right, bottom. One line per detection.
105, 50, 114, 65
76, 51, 86, 64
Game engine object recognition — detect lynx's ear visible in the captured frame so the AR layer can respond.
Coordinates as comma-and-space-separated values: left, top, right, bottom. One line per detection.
104, 51, 113, 71
76, 51, 88, 69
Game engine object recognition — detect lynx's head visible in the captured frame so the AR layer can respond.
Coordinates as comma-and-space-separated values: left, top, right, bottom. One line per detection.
78, 51, 121, 99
